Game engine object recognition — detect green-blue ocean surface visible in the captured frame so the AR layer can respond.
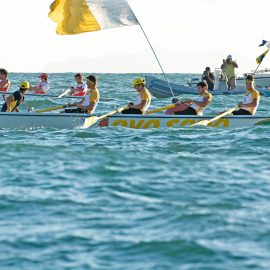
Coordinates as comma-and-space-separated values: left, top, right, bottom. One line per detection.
0, 73, 269, 270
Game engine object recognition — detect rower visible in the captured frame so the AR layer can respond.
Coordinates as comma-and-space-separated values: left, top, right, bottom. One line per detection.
1, 81, 30, 112
65, 75, 100, 114
70, 73, 87, 96
0, 68, 10, 93
122, 78, 151, 114
30, 73, 50, 94
233, 74, 260, 115
165, 82, 212, 115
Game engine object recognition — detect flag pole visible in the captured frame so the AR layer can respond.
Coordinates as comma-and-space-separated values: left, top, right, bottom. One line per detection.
252, 63, 261, 75
137, 23, 175, 98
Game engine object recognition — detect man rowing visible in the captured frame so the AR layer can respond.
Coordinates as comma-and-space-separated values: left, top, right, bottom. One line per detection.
233, 75, 260, 115
30, 73, 50, 94
165, 82, 212, 115
122, 78, 151, 114
64, 75, 99, 114
1, 81, 30, 112
70, 73, 87, 96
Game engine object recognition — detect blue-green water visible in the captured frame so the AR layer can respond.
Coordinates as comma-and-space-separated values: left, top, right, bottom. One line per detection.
1, 73, 270, 270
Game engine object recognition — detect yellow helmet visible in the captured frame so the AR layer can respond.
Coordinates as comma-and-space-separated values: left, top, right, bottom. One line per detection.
132, 77, 145, 87
20, 81, 30, 90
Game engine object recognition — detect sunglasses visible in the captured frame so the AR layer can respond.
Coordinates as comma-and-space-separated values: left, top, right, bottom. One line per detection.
86, 79, 95, 84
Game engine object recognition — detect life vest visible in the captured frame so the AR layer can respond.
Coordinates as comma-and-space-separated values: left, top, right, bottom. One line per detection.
134, 88, 151, 113
82, 88, 100, 113
35, 81, 49, 94
0, 79, 10, 92
71, 82, 87, 96
190, 92, 212, 115
242, 89, 260, 115
1, 91, 24, 112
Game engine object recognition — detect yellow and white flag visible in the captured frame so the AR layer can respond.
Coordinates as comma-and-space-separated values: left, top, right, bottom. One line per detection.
49, 0, 138, 35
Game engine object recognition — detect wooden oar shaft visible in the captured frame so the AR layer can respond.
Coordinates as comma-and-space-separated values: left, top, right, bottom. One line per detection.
206, 106, 239, 125
147, 104, 175, 115
36, 105, 66, 113
83, 106, 128, 128
58, 89, 71, 98
96, 106, 128, 120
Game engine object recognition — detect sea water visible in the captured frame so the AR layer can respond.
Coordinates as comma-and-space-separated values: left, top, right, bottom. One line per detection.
0, 73, 269, 270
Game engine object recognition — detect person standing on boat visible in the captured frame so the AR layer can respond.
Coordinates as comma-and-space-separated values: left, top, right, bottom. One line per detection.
221, 55, 238, 90
165, 82, 212, 115
29, 73, 50, 94
201, 67, 215, 91
65, 75, 99, 114
70, 73, 87, 96
1, 81, 30, 112
122, 78, 151, 114
0, 69, 10, 93
233, 75, 260, 115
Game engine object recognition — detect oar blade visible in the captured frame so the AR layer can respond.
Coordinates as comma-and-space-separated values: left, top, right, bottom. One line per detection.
82, 106, 128, 129
192, 120, 209, 126
191, 105, 239, 127
83, 116, 99, 128
254, 118, 270, 125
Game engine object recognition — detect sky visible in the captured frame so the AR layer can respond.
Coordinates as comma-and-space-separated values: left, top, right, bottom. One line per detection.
1, 0, 270, 74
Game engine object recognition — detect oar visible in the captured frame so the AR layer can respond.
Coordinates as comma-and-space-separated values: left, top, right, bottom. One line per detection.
191, 105, 239, 126
146, 104, 176, 115
58, 89, 71, 98
36, 105, 67, 113
23, 101, 31, 112
83, 106, 128, 128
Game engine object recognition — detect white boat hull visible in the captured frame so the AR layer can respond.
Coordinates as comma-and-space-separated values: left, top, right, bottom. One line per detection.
0, 112, 88, 129
0, 113, 269, 130
146, 76, 246, 98
101, 115, 270, 129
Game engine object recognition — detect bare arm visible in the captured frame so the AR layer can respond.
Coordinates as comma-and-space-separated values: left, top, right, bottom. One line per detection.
29, 86, 37, 91
76, 98, 85, 106
188, 96, 211, 108
206, 74, 215, 84
132, 100, 147, 110
77, 101, 96, 113
6, 95, 14, 112
232, 61, 238, 68
239, 98, 258, 108
67, 98, 84, 107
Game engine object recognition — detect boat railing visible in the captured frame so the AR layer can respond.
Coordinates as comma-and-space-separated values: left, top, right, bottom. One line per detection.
214, 68, 227, 91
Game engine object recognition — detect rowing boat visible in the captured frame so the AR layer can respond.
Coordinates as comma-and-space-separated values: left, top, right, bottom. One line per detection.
0, 112, 269, 129
146, 75, 247, 98
0, 112, 88, 129
98, 114, 270, 129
